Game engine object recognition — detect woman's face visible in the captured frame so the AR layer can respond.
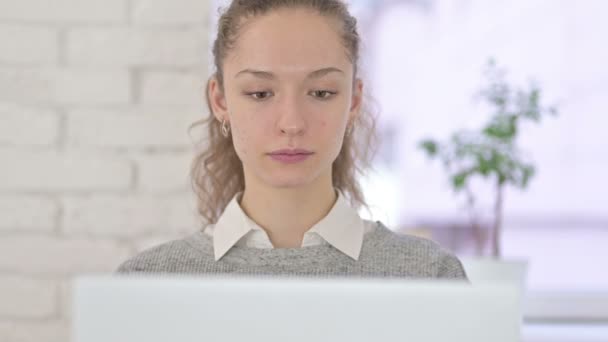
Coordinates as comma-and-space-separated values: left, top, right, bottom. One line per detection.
209, 8, 363, 190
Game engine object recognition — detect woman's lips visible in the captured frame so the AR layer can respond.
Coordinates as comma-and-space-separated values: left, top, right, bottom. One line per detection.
268, 149, 313, 164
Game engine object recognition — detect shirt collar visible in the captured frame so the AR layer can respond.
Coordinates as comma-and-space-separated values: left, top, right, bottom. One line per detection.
211, 190, 365, 261
211, 192, 252, 261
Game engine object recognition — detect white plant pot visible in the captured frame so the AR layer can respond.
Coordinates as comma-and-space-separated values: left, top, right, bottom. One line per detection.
460, 257, 529, 322
460, 257, 528, 289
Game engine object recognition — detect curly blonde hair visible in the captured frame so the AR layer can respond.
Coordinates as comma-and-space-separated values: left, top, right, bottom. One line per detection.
190, 0, 379, 227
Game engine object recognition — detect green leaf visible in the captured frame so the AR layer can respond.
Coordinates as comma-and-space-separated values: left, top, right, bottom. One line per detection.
521, 165, 536, 188
473, 151, 491, 176
451, 171, 470, 191
419, 140, 438, 156
483, 115, 518, 141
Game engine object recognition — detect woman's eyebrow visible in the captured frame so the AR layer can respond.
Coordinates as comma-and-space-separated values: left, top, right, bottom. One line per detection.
307, 67, 344, 79
235, 67, 344, 80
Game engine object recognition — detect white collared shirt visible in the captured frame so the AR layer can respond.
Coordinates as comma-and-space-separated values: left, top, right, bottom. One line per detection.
204, 191, 374, 261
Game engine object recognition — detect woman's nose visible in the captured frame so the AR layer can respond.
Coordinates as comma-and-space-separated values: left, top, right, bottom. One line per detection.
277, 96, 307, 136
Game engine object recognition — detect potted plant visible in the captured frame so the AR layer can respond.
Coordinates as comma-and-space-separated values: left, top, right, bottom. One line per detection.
418, 59, 557, 285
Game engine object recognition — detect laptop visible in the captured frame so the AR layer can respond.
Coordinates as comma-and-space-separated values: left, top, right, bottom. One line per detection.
72, 276, 521, 342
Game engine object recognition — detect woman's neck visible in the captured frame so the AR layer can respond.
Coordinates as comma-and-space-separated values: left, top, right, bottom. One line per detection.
239, 181, 337, 248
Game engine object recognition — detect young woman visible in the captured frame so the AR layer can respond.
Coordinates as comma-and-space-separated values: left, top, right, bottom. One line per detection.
117, 0, 467, 279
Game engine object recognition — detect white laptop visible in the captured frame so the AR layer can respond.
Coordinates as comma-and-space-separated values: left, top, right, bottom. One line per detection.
72, 276, 521, 342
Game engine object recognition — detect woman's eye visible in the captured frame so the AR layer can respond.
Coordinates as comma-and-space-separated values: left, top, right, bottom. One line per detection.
310, 90, 337, 99
245, 91, 273, 100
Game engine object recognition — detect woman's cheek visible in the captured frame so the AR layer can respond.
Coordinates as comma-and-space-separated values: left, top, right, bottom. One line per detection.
231, 125, 250, 160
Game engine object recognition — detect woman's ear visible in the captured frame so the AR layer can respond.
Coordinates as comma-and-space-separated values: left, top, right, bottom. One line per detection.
207, 75, 229, 122
349, 78, 363, 123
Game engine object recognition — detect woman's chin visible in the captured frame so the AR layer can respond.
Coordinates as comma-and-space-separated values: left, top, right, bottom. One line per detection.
260, 171, 318, 189
265, 177, 312, 189
246, 161, 329, 189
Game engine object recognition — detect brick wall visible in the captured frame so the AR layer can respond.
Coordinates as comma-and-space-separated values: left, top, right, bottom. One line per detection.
0, 0, 212, 340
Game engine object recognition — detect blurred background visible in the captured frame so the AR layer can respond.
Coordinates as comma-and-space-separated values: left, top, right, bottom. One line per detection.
0, 0, 606, 341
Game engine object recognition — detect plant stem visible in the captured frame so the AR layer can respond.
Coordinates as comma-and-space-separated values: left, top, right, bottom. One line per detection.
492, 181, 504, 258
464, 185, 484, 256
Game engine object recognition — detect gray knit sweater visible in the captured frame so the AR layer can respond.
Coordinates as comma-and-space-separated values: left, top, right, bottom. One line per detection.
116, 221, 467, 279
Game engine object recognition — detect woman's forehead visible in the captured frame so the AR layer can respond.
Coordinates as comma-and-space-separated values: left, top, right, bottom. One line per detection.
224, 9, 350, 75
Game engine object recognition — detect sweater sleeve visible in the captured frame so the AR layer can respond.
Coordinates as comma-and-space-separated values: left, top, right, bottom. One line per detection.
437, 250, 468, 280
113, 246, 165, 274
115, 259, 137, 274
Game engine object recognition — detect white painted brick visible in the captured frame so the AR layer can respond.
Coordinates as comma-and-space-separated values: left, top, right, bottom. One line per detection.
0, 196, 57, 232
0, 103, 59, 146
0, 150, 132, 192
0, 320, 68, 342
0, 0, 127, 23
62, 195, 201, 238
0, 276, 57, 318
132, 0, 211, 25
58, 278, 73, 321
136, 153, 193, 192
52, 69, 131, 105
68, 28, 206, 67
0, 235, 130, 274
0, 67, 52, 104
141, 71, 206, 106
67, 110, 200, 149
0, 25, 58, 65
0, 67, 131, 106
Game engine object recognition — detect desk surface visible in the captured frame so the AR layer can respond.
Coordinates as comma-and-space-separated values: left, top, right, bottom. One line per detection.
523, 323, 608, 342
